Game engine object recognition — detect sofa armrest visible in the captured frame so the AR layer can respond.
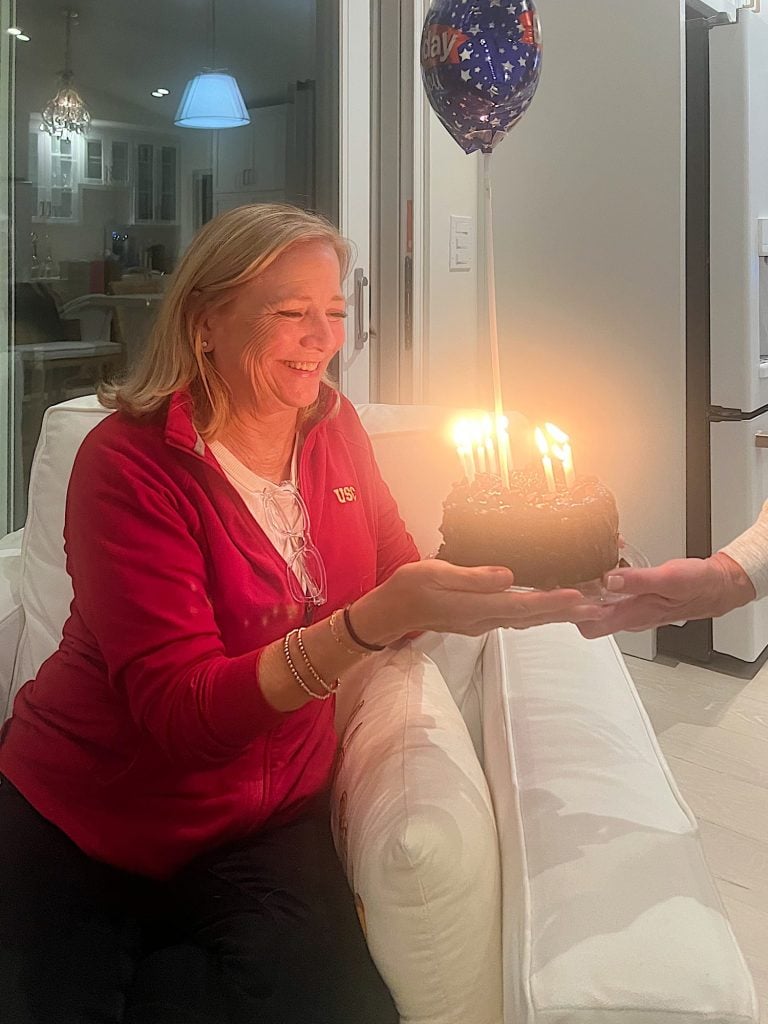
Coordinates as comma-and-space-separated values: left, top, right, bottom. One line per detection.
481, 623, 758, 1024
332, 644, 504, 1024
0, 533, 25, 722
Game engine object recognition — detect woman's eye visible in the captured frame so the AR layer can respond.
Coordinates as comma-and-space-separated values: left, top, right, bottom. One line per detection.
328, 310, 348, 319
277, 310, 304, 319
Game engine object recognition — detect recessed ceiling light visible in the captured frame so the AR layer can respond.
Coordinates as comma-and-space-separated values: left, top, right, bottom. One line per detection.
6, 27, 22, 36
151, 88, 170, 97
17, 34, 31, 41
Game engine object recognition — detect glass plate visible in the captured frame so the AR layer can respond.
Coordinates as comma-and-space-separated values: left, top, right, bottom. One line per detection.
507, 541, 650, 605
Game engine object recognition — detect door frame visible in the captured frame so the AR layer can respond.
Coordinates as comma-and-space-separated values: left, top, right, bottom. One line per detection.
337, 0, 372, 404
1, 0, 15, 535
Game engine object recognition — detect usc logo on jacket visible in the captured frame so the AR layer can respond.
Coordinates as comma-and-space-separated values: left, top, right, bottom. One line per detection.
333, 486, 357, 504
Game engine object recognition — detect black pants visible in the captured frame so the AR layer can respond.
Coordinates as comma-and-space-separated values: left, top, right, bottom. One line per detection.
0, 776, 398, 1024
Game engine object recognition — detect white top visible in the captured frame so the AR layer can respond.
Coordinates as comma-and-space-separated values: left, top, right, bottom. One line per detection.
721, 499, 768, 600
208, 437, 313, 595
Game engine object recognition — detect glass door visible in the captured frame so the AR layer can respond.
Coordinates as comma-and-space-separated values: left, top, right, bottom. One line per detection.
2, 0, 375, 528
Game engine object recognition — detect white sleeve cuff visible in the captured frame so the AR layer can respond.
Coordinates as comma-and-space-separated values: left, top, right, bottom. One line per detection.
721, 500, 768, 601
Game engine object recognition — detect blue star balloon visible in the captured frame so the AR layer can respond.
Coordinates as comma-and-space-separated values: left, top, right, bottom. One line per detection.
421, 0, 543, 155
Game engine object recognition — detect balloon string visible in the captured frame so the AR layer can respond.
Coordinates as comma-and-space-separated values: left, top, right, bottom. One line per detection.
483, 152, 504, 424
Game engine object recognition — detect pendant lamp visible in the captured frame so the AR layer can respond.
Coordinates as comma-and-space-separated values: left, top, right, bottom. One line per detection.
175, 0, 249, 128
41, 10, 91, 140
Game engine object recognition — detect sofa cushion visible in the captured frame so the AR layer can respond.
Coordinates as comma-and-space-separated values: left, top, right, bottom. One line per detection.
332, 642, 503, 1024
480, 623, 758, 1024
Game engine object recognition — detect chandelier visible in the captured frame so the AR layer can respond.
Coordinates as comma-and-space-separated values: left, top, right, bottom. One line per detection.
41, 10, 91, 140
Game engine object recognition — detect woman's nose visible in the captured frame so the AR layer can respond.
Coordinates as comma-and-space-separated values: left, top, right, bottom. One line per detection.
302, 312, 338, 349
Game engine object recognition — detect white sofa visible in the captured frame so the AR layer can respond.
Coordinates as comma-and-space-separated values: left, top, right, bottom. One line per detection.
0, 396, 759, 1024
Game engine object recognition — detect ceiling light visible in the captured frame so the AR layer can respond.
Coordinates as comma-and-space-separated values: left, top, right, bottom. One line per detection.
17, 34, 30, 41
155, 88, 170, 96
151, 90, 165, 98
7, 27, 21, 35
41, 10, 91, 140
175, 0, 249, 129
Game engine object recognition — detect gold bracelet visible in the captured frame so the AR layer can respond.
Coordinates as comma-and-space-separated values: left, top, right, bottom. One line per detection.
296, 628, 339, 694
329, 608, 369, 656
283, 630, 330, 701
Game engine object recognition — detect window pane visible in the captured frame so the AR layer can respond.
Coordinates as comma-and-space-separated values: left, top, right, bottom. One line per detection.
5, 1, 339, 528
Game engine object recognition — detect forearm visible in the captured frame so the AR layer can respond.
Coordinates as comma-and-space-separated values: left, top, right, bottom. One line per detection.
259, 592, 404, 712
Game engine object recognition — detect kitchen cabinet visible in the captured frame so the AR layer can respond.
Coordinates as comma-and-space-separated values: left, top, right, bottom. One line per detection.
214, 104, 286, 196
29, 126, 80, 223
132, 140, 178, 224
80, 134, 131, 187
28, 115, 174, 223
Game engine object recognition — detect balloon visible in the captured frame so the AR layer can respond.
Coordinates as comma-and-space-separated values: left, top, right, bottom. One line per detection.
420, 0, 543, 155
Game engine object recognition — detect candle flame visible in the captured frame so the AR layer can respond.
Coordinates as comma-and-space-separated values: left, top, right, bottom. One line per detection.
534, 426, 549, 456
452, 419, 473, 448
545, 422, 569, 445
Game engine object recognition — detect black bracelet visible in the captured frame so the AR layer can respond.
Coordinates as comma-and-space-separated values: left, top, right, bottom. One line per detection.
343, 604, 386, 652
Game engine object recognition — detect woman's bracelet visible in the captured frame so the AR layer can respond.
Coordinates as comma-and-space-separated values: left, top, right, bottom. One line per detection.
283, 630, 331, 701
296, 628, 339, 695
343, 605, 386, 652
329, 608, 368, 656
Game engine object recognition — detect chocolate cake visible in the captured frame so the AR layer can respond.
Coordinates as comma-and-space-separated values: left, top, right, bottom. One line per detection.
437, 467, 620, 590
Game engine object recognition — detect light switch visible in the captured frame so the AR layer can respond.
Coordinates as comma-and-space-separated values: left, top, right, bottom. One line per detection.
449, 214, 474, 272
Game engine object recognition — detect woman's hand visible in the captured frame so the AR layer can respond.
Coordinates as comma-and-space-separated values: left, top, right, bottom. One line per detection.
577, 552, 756, 639
350, 559, 608, 645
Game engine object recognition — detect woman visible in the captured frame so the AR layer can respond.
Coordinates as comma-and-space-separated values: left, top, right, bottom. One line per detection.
0, 204, 600, 1024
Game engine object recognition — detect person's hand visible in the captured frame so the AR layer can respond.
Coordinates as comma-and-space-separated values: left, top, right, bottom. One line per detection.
351, 559, 608, 644
577, 552, 756, 639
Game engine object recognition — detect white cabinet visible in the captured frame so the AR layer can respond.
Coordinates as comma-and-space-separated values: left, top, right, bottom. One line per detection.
80, 133, 132, 187
29, 126, 80, 223
214, 104, 286, 199
132, 140, 179, 224
27, 115, 175, 224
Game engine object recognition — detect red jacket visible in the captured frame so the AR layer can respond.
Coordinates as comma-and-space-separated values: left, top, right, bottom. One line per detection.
0, 389, 418, 878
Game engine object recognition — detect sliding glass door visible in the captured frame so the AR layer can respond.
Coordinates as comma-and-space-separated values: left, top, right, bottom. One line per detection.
1, 0, 374, 530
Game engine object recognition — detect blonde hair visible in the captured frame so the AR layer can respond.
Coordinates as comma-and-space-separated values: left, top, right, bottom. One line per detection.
98, 203, 352, 436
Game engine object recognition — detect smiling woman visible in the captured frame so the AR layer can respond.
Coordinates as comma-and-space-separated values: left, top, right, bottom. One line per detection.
0, 200, 603, 1023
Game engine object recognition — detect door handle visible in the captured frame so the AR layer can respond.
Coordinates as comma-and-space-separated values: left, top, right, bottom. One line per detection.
354, 268, 369, 351
755, 433, 768, 448
404, 255, 413, 351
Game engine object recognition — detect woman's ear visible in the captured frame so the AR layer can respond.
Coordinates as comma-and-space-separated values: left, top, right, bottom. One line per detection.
198, 309, 217, 353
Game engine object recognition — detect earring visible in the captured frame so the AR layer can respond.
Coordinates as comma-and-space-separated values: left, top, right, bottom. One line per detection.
201, 341, 209, 351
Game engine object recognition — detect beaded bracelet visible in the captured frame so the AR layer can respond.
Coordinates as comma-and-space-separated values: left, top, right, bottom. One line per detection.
329, 608, 367, 656
296, 628, 339, 694
343, 605, 386, 652
283, 630, 330, 701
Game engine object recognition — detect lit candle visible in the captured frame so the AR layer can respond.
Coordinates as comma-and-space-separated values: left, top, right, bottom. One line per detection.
482, 417, 498, 476
496, 414, 512, 488
535, 427, 557, 493
453, 420, 476, 483
546, 423, 576, 489
471, 422, 487, 474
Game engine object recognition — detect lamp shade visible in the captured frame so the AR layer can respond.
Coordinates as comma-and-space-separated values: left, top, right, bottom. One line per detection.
174, 72, 250, 128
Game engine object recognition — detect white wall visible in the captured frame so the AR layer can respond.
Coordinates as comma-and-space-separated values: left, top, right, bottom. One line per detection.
487, 0, 688, 658
421, 112, 482, 408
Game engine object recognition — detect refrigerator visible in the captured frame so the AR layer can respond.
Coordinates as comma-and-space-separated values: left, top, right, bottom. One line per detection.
705, 6, 768, 662
488, 0, 768, 664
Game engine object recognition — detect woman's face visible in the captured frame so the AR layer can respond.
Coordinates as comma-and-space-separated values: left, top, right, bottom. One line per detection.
203, 239, 347, 419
